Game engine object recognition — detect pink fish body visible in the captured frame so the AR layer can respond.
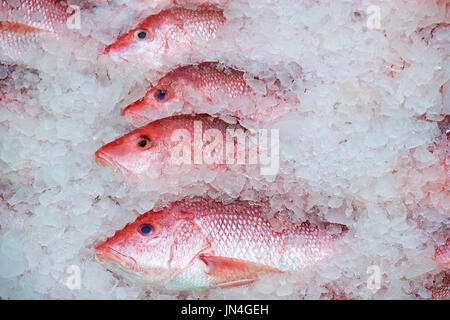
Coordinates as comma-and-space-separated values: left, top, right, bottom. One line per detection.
0, 0, 69, 63
94, 114, 251, 179
103, 7, 226, 66
431, 238, 449, 300
431, 283, 449, 300
95, 197, 346, 290
122, 62, 288, 124
435, 238, 450, 269
430, 272, 449, 300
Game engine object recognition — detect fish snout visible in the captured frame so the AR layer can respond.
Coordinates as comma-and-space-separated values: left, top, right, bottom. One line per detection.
103, 44, 112, 55
94, 146, 129, 175
102, 38, 130, 62
95, 148, 117, 170
95, 243, 138, 271
95, 241, 111, 261
121, 103, 148, 122
103, 39, 123, 55
95, 241, 119, 265
103, 44, 124, 59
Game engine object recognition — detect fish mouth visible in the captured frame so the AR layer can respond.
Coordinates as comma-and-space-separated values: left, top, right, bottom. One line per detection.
121, 105, 148, 123
94, 149, 128, 175
103, 45, 129, 62
103, 44, 114, 55
96, 246, 139, 273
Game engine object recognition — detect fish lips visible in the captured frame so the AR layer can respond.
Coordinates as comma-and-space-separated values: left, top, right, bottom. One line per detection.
94, 149, 129, 175
121, 104, 150, 124
95, 245, 139, 273
96, 244, 172, 284
102, 40, 130, 63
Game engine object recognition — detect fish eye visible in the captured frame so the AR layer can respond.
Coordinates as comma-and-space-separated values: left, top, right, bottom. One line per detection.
154, 89, 167, 101
138, 224, 153, 236
137, 136, 151, 150
134, 28, 149, 41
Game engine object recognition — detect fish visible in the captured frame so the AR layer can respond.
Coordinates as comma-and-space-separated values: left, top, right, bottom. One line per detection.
91, 0, 231, 7
94, 114, 253, 178
435, 238, 449, 269
431, 282, 449, 300
431, 238, 449, 300
103, 7, 226, 66
122, 62, 289, 124
95, 197, 347, 290
430, 272, 449, 300
0, 0, 69, 63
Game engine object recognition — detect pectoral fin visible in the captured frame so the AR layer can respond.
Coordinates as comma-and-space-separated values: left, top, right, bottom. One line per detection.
199, 254, 283, 288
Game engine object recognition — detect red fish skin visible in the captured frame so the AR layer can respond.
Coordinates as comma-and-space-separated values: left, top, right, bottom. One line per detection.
122, 62, 291, 125
0, 0, 69, 63
103, 7, 226, 67
94, 114, 254, 179
430, 272, 449, 300
432, 285, 449, 300
435, 238, 450, 269
95, 197, 347, 289
430, 238, 449, 300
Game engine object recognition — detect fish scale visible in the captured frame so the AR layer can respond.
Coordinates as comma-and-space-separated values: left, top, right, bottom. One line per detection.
435, 238, 449, 268
188, 62, 250, 98
176, 8, 223, 41
96, 197, 346, 290
0, 0, 68, 62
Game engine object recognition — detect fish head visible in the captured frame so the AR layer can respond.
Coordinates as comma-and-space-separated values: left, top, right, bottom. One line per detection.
103, 23, 163, 63
95, 207, 209, 286
94, 124, 166, 176
122, 76, 188, 122
95, 209, 176, 282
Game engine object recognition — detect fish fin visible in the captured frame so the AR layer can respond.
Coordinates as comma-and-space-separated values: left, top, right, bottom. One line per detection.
167, 222, 211, 280
0, 22, 54, 35
199, 255, 282, 287
214, 279, 256, 288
